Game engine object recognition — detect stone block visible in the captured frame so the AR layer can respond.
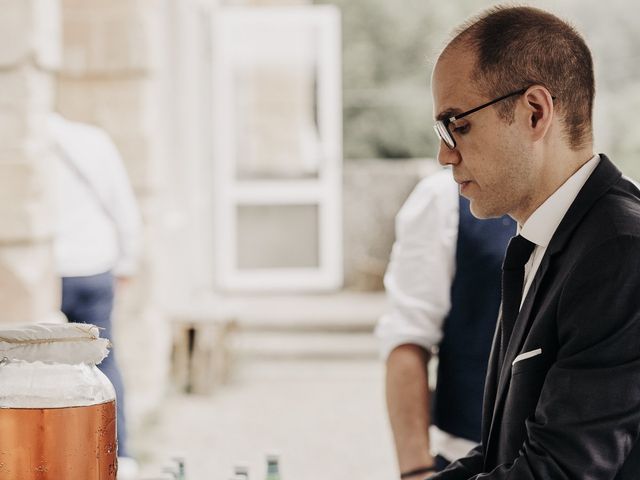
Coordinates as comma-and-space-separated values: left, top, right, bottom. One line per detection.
56, 77, 158, 138
0, 66, 54, 150
0, 241, 59, 324
0, 192, 55, 243
0, 141, 50, 165
0, 0, 61, 69
246, 0, 312, 4
0, 66, 54, 110
0, 157, 56, 243
32, 0, 62, 69
0, 0, 31, 66
0, 160, 50, 205
0, 110, 38, 150
0, 110, 50, 153
61, 0, 162, 75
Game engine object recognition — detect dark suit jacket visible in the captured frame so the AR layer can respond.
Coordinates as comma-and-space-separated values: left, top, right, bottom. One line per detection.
432, 155, 640, 479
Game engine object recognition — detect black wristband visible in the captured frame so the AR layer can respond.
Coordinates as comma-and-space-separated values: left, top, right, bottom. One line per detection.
400, 465, 437, 478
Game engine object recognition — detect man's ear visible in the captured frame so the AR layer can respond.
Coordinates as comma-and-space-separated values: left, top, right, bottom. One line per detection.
522, 86, 554, 141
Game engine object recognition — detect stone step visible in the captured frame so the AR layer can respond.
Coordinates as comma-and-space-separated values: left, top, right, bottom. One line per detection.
174, 291, 387, 334
169, 291, 387, 391
231, 331, 381, 361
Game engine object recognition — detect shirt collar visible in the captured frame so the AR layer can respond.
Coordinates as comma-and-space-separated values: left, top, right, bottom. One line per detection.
519, 154, 600, 248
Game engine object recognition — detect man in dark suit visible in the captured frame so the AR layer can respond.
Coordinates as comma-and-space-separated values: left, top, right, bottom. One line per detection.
428, 5, 640, 479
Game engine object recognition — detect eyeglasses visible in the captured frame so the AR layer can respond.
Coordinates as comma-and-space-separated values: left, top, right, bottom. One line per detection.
434, 88, 527, 149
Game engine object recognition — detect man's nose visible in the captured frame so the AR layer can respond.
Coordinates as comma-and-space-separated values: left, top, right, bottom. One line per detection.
437, 142, 461, 166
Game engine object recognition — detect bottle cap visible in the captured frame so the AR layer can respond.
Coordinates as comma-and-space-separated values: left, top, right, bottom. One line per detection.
162, 466, 178, 475
171, 453, 186, 464
266, 452, 281, 462
234, 461, 250, 474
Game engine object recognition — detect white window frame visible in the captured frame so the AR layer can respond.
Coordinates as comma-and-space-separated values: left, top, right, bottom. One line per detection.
212, 5, 342, 291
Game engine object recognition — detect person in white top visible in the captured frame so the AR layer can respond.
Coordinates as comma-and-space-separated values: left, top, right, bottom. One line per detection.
377, 168, 515, 478
49, 113, 141, 468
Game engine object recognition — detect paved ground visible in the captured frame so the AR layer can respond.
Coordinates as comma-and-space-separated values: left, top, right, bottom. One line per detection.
133, 358, 398, 480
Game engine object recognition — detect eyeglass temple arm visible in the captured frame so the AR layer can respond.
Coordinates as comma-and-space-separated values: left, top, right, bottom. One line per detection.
449, 88, 528, 122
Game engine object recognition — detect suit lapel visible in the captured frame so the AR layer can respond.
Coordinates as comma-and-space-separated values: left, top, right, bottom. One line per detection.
483, 155, 622, 463
482, 316, 502, 446
545, 154, 621, 258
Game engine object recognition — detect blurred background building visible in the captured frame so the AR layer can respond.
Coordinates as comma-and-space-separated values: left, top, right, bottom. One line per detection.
0, 0, 638, 478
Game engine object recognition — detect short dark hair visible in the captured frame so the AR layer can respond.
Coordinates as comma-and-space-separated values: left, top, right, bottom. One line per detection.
447, 5, 595, 150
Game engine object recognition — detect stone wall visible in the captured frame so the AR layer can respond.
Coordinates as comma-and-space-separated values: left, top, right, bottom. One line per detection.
0, 0, 61, 325
56, 0, 169, 431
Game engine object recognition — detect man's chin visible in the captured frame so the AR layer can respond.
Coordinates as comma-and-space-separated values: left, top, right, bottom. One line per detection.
468, 200, 505, 219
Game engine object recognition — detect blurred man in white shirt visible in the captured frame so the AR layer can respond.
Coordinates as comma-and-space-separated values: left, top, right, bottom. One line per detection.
49, 113, 141, 473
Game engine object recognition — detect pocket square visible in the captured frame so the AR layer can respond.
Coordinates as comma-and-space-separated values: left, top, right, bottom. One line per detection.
512, 348, 542, 366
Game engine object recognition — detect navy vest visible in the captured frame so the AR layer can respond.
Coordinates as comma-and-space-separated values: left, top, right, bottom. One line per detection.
432, 196, 516, 443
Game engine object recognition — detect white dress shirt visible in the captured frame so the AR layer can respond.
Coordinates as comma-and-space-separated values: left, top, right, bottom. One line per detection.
375, 169, 479, 460
376, 169, 458, 359
49, 113, 142, 278
519, 155, 601, 303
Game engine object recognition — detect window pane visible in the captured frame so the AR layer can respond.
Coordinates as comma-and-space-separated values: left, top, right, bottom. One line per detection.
237, 205, 320, 269
229, 22, 322, 180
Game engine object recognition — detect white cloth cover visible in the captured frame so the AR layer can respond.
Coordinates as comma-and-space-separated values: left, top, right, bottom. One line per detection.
0, 323, 110, 365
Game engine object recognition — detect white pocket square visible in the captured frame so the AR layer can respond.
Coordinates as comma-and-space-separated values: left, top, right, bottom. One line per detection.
512, 348, 542, 366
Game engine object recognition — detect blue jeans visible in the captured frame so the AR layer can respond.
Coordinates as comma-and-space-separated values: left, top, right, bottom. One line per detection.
61, 271, 129, 457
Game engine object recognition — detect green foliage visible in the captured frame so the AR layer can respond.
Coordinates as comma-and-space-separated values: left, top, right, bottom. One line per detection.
316, 0, 640, 172
315, 0, 484, 159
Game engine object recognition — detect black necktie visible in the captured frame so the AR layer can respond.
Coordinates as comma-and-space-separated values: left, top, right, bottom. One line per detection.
500, 235, 536, 364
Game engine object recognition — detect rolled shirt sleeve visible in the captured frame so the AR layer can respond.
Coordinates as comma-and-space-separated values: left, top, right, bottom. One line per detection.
376, 169, 459, 360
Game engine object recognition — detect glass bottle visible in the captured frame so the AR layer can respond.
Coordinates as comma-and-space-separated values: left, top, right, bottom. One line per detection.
265, 453, 282, 480
172, 455, 186, 480
234, 461, 250, 479
162, 466, 179, 479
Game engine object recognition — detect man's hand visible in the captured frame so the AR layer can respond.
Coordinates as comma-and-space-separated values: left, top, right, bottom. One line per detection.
115, 276, 132, 289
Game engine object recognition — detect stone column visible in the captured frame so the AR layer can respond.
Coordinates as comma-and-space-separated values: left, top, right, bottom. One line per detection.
57, 0, 168, 430
0, 0, 61, 325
